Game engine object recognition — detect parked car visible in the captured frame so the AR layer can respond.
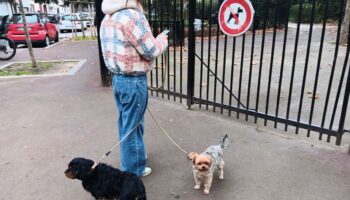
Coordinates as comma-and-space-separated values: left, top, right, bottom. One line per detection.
58, 13, 87, 32
0, 15, 10, 35
80, 12, 95, 27
7, 13, 59, 47
47, 14, 61, 24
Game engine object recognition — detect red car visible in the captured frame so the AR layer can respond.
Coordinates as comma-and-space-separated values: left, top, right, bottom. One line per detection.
7, 13, 59, 47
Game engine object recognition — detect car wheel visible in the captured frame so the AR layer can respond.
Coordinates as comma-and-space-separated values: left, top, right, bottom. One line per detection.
42, 35, 50, 47
54, 32, 59, 43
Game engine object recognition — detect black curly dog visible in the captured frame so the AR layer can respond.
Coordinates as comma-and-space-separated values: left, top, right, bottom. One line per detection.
65, 157, 147, 200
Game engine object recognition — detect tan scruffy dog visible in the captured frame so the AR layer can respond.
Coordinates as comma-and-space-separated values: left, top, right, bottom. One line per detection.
188, 134, 229, 195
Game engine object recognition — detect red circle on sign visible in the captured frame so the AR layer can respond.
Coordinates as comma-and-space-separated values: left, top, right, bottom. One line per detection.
219, 0, 254, 37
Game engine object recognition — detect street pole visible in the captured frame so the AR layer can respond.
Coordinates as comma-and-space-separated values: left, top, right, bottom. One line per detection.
95, 0, 110, 86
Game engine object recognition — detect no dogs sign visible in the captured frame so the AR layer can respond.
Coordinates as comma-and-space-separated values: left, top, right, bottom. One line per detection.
218, 0, 255, 37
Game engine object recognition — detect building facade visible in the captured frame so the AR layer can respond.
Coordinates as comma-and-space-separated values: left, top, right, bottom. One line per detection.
0, 1, 13, 15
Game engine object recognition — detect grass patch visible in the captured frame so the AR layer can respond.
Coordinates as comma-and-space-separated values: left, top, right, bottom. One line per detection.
71, 36, 97, 41
0, 61, 78, 77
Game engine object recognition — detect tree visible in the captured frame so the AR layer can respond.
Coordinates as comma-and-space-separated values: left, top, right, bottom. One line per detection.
18, 0, 38, 68
33, 0, 58, 13
34, 0, 58, 4
0, 0, 17, 13
63, 0, 94, 6
340, 0, 350, 45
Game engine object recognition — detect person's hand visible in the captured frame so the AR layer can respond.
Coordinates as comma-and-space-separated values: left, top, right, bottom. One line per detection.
159, 32, 168, 40
157, 33, 168, 45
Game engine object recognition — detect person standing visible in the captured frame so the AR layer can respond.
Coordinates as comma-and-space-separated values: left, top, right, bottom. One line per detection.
99, 0, 168, 176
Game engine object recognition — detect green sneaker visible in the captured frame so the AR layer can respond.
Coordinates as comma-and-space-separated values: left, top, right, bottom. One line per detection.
142, 167, 152, 177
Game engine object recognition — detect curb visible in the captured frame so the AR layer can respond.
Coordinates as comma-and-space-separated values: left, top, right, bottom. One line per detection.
0, 59, 87, 79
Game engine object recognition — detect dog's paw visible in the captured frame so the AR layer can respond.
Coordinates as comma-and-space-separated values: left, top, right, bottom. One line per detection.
194, 185, 201, 190
219, 175, 224, 179
204, 189, 210, 195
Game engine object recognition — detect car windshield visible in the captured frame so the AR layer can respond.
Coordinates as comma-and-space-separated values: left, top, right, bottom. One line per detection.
12, 14, 39, 24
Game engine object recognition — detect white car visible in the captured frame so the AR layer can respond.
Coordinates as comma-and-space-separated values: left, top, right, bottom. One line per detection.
58, 14, 87, 32
80, 12, 95, 27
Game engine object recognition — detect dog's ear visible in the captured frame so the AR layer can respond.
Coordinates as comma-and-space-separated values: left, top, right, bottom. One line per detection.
207, 156, 213, 167
192, 155, 197, 165
187, 152, 198, 164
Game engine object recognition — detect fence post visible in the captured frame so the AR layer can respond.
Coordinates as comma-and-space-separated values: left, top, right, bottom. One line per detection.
187, 0, 196, 108
95, 0, 110, 87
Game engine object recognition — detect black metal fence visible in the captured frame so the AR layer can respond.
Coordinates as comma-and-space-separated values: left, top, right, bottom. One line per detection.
96, 0, 350, 145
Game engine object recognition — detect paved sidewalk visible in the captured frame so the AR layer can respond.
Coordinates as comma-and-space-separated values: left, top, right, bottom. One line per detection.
0, 41, 349, 200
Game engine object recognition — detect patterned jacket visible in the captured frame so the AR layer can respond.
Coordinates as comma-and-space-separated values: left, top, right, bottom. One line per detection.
100, 0, 168, 75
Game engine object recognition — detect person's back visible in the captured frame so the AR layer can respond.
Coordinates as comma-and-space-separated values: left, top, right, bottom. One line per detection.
100, 1, 167, 76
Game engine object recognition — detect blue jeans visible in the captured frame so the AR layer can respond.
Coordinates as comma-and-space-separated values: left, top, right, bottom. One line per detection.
112, 74, 148, 176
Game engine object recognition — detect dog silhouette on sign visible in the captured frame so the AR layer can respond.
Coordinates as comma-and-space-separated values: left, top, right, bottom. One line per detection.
227, 7, 243, 25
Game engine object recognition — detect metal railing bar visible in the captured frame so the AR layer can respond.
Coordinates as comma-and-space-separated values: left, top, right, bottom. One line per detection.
199, 0, 205, 109
213, 18, 221, 112
149, 88, 187, 99
221, 35, 228, 114
246, 0, 257, 121
229, 37, 237, 116
148, 0, 154, 96
179, 0, 184, 103
238, 34, 246, 119
320, 0, 345, 140
264, 0, 279, 126
336, 63, 350, 145
205, 0, 213, 110
275, 0, 291, 128
160, 0, 164, 99
255, 0, 269, 123
295, 0, 317, 134
334, 22, 350, 145
173, 0, 177, 101
329, 30, 350, 132
167, 3, 171, 100
307, 0, 329, 136
193, 98, 339, 138
285, 0, 303, 131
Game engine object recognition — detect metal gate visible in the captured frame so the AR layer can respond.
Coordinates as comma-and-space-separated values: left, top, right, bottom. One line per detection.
97, 0, 350, 145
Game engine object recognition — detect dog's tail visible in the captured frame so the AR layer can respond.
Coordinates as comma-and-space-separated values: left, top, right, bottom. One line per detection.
220, 134, 230, 149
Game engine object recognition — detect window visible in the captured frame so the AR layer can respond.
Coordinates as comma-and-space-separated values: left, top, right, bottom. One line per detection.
11, 14, 39, 24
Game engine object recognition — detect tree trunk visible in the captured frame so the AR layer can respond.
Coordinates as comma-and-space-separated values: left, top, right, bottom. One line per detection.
340, 0, 350, 45
18, 0, 38, 68
8, 0, 17, 13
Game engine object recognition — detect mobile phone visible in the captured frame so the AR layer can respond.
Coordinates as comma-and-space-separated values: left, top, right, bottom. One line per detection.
162, 30, 170, 35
